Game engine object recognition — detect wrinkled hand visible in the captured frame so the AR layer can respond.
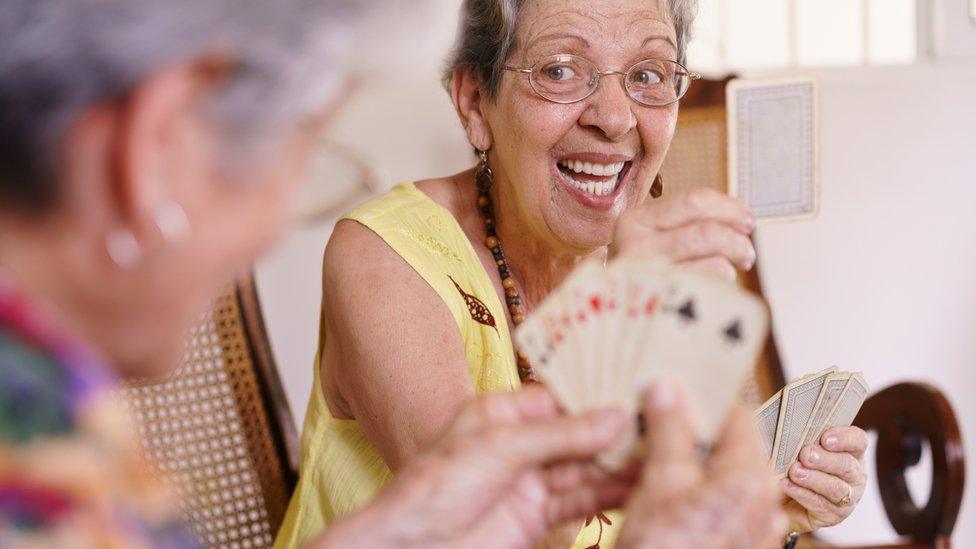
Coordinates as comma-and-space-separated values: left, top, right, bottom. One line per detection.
783, 426, 868, 532
313, 387, 632, 549
617, 382, 786, 549
610, 188, 757, 281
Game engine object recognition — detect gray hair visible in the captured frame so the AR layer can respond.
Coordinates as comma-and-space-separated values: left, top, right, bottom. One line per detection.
0, 0, 388, 214
443, 0, 699, 96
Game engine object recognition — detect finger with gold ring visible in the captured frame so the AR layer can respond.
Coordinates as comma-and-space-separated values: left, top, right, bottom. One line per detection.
837, 484, 853, 506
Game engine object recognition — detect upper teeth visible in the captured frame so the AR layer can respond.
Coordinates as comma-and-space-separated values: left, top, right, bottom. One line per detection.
559, 159, 626, 177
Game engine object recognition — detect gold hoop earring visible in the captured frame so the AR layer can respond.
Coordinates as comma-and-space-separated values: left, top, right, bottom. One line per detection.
650, 174, 664, 199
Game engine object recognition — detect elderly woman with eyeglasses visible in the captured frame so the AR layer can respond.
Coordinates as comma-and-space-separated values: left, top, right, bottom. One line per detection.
0, 0, 794, 547
279, 0, 869, 547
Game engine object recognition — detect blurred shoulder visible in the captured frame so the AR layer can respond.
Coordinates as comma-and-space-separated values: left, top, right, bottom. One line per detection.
0, 330, 75, 445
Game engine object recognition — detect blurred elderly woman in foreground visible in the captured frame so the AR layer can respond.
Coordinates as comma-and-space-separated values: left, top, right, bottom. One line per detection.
0, 0, 785, 548
282, 0, 869, 546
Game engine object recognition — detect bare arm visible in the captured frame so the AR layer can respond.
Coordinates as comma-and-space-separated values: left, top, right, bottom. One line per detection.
320, 219, 475, 471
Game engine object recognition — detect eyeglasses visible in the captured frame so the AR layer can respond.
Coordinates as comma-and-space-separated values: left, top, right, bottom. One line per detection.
503, 54, 701, 107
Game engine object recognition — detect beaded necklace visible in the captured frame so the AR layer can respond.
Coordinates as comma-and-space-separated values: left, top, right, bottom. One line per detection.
474, 159, 535, 382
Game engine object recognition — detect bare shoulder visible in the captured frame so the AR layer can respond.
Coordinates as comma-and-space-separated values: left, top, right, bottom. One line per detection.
414, 174, 468, 220
322, 219, 442, 318
320, 219, 472, 466
321, 216, 467, 368
324, 218, 401, 282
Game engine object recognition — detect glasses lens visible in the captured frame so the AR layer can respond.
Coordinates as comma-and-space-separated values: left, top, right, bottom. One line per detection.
626, 60, 688, 106
530, 55, 598, 103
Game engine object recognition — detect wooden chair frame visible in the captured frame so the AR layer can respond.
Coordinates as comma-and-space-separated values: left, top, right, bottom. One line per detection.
237, 272, 301, 500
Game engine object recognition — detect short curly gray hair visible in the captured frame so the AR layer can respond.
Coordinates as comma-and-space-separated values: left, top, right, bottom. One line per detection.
0, 0, 390, 214
444, 0, 698, 96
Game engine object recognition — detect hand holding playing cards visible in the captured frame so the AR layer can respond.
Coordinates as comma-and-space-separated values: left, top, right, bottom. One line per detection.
618, 382, 786, 548
782, 425, 868, 533
312, 387, 632, 549
610, 188, 757, 281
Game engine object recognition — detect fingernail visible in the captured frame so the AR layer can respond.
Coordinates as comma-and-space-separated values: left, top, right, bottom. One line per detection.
793, 466, 809, 481
742, 216, 757, 232
823, 435, 839, 450
806, 449, 821, 465
648, 381, 677, 411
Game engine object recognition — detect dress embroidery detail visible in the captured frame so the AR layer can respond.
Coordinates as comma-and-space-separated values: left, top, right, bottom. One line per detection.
394, 228, 462, 262
449, 277, 497, 331
584, 512, 613, 549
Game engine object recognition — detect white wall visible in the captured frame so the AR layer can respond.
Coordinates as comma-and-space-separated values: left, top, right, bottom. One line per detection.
255, 19, 976, 548
752, 62, 976, 544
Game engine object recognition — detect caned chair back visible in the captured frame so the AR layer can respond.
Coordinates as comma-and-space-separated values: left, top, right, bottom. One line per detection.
122, 275, 298, 548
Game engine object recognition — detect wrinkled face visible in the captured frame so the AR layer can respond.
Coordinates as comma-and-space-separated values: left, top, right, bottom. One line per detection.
484, 0, 679, 252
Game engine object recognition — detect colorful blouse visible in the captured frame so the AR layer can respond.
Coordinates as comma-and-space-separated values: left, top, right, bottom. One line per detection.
0, 271, 197, 548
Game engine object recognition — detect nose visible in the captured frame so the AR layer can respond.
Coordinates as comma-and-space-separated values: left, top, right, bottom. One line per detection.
577, 74, 638, 141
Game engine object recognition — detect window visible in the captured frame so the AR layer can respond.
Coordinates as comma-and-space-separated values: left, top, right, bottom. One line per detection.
688, 0, 918, 73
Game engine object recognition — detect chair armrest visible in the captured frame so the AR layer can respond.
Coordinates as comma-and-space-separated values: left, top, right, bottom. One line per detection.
853, 382, 965, 544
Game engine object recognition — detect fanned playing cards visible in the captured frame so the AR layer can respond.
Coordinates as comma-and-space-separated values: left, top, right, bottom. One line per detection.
755, 368, 869, 477
514, 259, 770, 470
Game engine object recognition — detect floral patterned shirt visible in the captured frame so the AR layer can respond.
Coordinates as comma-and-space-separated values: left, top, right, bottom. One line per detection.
0, 271, 198, 548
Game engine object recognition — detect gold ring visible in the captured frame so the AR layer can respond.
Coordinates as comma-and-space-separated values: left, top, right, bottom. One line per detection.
839, 484, 853, 506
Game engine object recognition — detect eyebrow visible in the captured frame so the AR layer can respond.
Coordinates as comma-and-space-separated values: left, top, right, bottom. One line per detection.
524, 32, 591, 52
643, 35, 678, 51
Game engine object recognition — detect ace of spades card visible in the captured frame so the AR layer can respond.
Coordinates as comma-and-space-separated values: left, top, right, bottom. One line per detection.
638, 267, 770, 445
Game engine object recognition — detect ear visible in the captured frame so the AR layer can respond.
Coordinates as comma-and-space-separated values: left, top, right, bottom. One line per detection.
110, 56, 232, 236
450, 67, 493, 152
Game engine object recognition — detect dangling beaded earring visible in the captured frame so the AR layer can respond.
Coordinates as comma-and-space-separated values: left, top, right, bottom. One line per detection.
650, 173, 664, 199
475, 149, 492, 192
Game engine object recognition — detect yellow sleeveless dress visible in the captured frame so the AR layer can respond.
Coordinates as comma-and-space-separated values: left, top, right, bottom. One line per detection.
275, 183, 621, 548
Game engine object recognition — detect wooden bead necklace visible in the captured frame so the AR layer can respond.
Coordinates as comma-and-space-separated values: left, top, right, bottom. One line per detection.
475, 152, 535, 382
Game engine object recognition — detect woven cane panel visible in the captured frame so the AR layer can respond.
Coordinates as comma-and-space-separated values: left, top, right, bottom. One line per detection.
123, 287, 290, 548
659, 106, 729, 196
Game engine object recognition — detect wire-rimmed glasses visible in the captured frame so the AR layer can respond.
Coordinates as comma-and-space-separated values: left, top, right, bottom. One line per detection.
503, 54, 701, 107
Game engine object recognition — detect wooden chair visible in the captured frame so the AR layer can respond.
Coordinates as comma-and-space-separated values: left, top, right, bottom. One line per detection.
122, 274, 299, 548
660, 78, 965, 548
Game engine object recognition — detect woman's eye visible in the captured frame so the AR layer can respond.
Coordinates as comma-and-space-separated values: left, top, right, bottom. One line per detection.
632, 70, 663, 85
543, 65, 577, 81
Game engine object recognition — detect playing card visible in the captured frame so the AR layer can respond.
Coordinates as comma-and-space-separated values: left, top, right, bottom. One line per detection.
520, 261, 603, 412
638, 266, 770, 444
727, 77, 820, 222
515, 260, 769, 471
821, 373, 869, 434
795, 371, 852, 456
771, 367, 836, 475
565, 269, 615, 406
754, 389, 782, 461
595, 262, 670, 469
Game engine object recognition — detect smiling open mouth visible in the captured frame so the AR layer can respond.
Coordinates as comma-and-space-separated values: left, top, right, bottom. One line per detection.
557, 159, 631, 197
